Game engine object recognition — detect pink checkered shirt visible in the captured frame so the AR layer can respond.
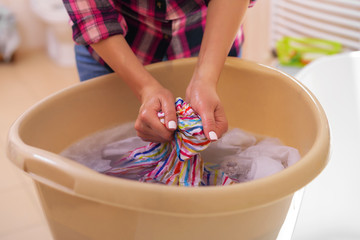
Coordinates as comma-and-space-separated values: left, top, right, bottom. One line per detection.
63, 0, 256, 65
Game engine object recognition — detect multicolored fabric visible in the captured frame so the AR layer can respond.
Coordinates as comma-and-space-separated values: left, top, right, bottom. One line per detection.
103, 98, 236, 186
202, 163, 235, 186
62, 0, 256, 66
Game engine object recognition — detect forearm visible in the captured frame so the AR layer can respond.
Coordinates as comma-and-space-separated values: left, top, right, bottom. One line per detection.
193, 0, 248, 85
91, 35, 161, 100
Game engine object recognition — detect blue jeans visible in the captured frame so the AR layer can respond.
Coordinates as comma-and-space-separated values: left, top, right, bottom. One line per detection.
75, 44, 242, 82
75, 45, 114, 82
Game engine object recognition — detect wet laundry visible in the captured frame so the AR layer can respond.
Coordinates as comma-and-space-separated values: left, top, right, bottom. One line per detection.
61, 98, 301, 186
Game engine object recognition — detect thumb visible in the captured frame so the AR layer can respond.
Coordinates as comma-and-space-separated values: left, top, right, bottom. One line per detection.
200, 111, 218, 141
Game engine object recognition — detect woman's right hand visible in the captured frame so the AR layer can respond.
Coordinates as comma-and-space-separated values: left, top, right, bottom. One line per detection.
135, 84, 177, 142
90, 35, 177, 143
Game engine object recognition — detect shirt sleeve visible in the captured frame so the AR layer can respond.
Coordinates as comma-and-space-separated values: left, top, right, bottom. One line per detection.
62, 0, 128, 45
204, 0, 257, 7
248, 0, 257, 8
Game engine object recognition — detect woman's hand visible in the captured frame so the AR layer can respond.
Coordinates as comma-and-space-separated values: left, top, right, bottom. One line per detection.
186, 79, 228, 141
183, 0, 247, 141
91, 35, 177, 143
135, 83, 177, 142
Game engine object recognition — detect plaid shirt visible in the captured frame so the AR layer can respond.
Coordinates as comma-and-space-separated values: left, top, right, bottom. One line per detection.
63, 0, 256, 65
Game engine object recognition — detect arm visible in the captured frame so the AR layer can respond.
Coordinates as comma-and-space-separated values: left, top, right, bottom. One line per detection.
186, 0, 249, 140
91, 35, 177, 142
62, 0, 176, 142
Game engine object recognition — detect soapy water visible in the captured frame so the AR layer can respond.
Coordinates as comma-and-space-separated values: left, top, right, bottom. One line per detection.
61, 122, 301, 184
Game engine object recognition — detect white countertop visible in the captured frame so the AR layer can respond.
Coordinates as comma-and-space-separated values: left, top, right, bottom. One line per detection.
290, 52, 360, 239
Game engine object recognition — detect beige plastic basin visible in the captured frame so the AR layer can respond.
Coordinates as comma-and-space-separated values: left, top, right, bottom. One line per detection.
7, 57, 330, 240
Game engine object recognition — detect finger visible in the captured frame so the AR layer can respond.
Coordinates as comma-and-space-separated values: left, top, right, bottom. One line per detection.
136, 131, 171, 143
213, 104, 228, 138
161, 98, 177, 130
199, 109, 218, 141
135, 121, 173, 143
137, 108, 174, 142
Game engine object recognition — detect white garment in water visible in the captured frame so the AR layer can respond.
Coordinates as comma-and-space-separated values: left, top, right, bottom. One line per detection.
61, 124, 301, 183
204, 129, 301, 182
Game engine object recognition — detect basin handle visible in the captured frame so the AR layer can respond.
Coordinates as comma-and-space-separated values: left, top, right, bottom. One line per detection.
7, 139, 78, 192
24, 153, 76, 192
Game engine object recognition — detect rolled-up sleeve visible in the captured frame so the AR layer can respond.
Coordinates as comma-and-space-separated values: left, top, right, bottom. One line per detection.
62, 0, 128, 45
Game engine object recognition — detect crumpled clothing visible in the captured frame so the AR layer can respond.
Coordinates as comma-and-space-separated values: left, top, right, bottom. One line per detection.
202, 130, 301, 182
103, 98, 236, 186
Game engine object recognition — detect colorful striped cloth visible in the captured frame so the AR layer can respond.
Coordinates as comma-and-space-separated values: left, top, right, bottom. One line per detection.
103, 97, 236, 186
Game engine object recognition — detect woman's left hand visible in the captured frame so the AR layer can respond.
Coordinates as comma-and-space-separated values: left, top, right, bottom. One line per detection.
185, 79, 228, 141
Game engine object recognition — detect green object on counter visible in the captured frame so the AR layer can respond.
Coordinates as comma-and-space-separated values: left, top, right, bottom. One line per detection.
276, 37, 342, 67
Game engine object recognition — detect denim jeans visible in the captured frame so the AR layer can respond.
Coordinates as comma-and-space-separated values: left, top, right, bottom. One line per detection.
75, 45, 114, 82
75, 44, 242, 82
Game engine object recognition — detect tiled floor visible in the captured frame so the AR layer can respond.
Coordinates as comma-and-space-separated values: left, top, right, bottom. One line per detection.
0, 50, 78, 239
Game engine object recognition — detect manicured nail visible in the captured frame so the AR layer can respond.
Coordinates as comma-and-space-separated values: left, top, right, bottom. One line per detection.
209, 131, 218, 141
168, 120, 177, 130
160, 118, 165, 124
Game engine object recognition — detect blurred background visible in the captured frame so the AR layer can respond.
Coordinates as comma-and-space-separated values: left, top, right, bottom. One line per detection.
1, 0, 359, 72
0, 0, 359, 239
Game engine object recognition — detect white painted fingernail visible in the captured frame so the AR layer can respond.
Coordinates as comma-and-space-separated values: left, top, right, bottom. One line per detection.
160, 118, 165, 124
168, 120, 177, 130
209, 131, 218, 141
